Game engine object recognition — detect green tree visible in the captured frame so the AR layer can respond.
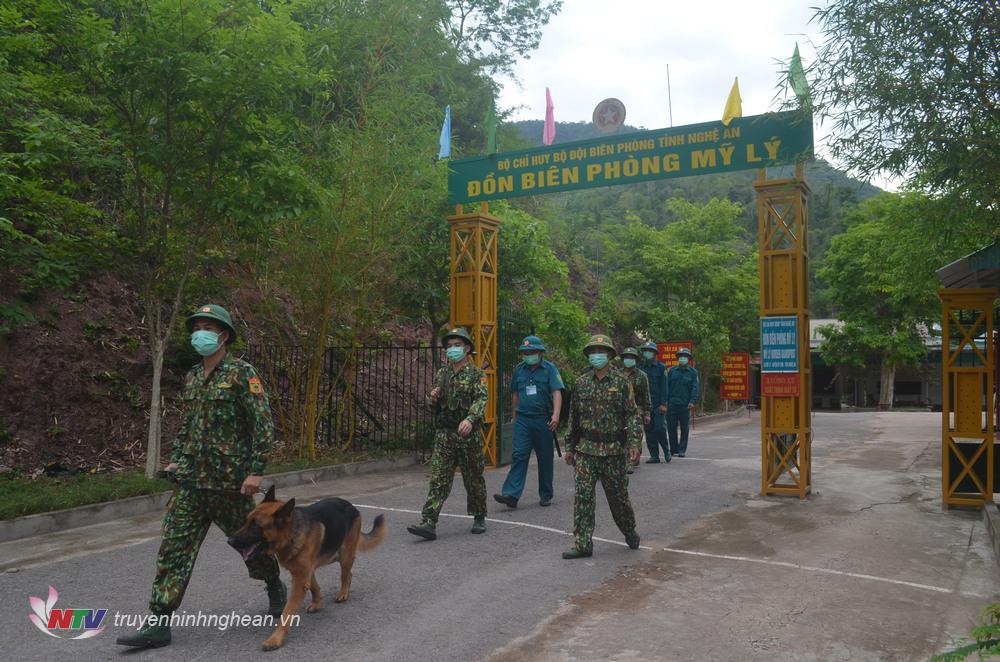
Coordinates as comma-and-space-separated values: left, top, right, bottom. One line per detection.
78, 0, 310, 475
818, 192, 985, 409
596, 198, 759, 409
0, 2, 119, 331
808, 0, 1000, 229
441, 0, 563, 75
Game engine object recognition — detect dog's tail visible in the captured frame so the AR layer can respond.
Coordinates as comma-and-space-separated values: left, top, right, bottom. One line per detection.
358, 514, 386, 552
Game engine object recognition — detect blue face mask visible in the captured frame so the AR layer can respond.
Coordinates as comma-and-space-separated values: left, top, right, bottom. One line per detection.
642, 351, 656, 360
191, 330, 222, 356
678, 356, 690, 366
446, 346, 466, 363
523, 353, 541, 366
588, 353, 608, 369
623, 358, 636, 368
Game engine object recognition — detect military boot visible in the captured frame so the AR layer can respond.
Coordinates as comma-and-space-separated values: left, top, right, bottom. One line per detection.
561, 547, 593, 560
266, 577, 287, 617
116, 622, 172, 648
406, 521, 437, 540
470, 518, 486, 534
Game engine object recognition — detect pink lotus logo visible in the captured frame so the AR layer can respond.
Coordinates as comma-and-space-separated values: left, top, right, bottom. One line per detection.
29, 586, 106, 639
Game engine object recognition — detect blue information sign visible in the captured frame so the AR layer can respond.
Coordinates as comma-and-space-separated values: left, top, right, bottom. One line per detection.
760, 316, 799, 373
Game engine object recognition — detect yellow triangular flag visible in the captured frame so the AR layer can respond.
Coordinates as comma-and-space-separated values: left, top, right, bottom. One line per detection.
722, 77, 742, 126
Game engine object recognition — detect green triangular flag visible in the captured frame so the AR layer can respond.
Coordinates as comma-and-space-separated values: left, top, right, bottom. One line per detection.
485, 100, 497, 154
789, 43, 812, 109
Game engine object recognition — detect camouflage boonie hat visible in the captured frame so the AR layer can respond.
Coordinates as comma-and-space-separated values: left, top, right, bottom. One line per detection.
443, 327, 474, 349
186, 304, 236, 344
640, 341, 658, 353
583, 334, 616, 356
620, 346, 639, 358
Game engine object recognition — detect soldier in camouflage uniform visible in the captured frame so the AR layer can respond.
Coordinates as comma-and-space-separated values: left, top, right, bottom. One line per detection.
562, 335, 643, 559
117, 304, 283, 649
407, 327, 489, 541
620, 347, 651, 476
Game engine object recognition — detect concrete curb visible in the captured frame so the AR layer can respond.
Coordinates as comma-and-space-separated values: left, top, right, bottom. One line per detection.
983, 501, 1000, 569
0, 454, 419, 544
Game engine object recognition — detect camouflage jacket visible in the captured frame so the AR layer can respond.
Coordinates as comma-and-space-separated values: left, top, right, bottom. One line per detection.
169, 355, 274, 490
624, 368, 651, 417
567, 367, 642, 457
432, 361, 488, 442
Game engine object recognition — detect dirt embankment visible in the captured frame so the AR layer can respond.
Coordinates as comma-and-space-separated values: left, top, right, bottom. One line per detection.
0, 273, 187, 476
0, 272, 437, 476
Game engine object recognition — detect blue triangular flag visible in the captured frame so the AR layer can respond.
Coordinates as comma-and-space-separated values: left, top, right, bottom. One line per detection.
438, 105, 451, 159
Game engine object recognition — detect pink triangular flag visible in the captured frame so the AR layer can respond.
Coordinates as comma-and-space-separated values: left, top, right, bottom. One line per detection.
542, 87, 556, 145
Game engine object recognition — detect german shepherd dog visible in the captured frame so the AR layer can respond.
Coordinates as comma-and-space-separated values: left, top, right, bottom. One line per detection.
228, 486, 386, 650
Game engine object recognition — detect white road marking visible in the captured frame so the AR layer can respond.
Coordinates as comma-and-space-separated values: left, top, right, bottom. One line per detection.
353, 504, 654, 550
355, 504, 990, 599
659, 547, 990, 599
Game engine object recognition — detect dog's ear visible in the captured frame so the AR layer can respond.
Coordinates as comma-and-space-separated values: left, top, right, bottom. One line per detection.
274, 497, 295, 521
263, 484, 276, 502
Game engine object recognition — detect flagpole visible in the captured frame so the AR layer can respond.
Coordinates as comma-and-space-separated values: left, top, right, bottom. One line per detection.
666, 64, 674, 128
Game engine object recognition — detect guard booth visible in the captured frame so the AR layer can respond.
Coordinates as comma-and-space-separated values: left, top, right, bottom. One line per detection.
936, 240, 1000, 508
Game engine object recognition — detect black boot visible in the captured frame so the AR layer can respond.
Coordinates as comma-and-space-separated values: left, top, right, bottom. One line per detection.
266, 577, 287, 617
116, 621, 172, 648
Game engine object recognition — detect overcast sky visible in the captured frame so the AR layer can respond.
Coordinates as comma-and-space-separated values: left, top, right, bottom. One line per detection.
497, 0, 895, 188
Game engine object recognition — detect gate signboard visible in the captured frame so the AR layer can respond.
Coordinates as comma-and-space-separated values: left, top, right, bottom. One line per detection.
448, 111, 813, 204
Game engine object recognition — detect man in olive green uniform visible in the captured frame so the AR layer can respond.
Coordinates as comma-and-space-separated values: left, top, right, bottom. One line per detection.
117, 304, 284, 649
563, 335, 643, 559
620, 347, 650, 475
407, 327, 489, 540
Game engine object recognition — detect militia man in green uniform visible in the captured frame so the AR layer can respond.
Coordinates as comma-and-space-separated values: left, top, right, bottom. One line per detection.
117, 304, 284, 649
407, 327, 489, 540
563, 335, 643, 559
620, 347, 651, 475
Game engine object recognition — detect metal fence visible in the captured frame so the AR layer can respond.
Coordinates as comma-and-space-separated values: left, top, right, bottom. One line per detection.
496, 306, 535, 422
245, 344, 440, 453
244, 307, 533, 455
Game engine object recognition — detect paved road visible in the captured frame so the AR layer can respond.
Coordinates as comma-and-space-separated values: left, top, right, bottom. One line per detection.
2, 411, 996, 661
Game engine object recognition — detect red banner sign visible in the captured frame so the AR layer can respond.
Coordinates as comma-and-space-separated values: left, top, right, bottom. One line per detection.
720, 352, 750, 400
761, 373, 800, 397
656, 341, 694, 369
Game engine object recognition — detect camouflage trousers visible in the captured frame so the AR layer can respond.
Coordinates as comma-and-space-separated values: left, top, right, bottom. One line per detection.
149, 487, 279, 615
419, 432, 488, 525
572, 452, 637, 553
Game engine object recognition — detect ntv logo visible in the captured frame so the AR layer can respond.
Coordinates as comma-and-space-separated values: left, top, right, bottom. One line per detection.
29, 586, 106, 639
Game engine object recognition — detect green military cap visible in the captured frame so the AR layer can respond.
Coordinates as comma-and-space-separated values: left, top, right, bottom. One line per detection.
620, 346, 639, 358
583, 333, 616, 356
443, 327, 474, 348
186, 304, 236, 344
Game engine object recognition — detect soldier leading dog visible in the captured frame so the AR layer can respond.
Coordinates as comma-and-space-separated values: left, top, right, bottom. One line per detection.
228, 486, 386, 651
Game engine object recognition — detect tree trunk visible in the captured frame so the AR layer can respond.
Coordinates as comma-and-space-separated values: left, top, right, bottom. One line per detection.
145, 336, 166, 478
878, 359, 896, 411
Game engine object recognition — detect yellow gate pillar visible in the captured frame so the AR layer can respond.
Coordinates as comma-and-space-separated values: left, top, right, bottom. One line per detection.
940, 288, 997, 508
755, 163, 812, 498
448, 203, 500, 466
